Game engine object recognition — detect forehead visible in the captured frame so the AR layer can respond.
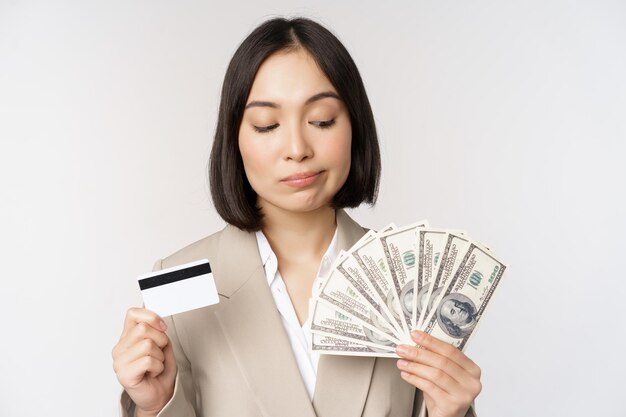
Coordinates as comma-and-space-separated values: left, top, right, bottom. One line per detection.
246, 49, 337, 106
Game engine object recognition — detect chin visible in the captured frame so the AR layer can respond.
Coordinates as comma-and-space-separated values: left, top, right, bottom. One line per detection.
284, 202, 331, 214
261, 193, 335, 214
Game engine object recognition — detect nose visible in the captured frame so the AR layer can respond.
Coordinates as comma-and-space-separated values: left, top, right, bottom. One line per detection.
283, 122, 313, 162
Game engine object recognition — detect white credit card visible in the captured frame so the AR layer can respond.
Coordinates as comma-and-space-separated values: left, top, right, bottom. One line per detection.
138, 259, 219, 317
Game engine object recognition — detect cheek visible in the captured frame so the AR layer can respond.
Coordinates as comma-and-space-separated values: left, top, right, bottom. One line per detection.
327, 126, 352, 174
238, 135, 267, 184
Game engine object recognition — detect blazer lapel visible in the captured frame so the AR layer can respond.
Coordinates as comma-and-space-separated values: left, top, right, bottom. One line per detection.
313, 210, 376, 417
214, 224, 317, 417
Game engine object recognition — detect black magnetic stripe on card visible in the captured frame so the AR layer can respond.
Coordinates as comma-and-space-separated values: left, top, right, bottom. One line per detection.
138, 262, 212, 290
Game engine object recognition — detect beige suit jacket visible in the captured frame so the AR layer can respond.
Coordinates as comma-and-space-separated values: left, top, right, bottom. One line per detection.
120, 210, 476, 417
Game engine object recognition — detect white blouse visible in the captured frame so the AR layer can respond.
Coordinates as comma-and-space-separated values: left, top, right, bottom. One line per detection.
254, 228, 339, 400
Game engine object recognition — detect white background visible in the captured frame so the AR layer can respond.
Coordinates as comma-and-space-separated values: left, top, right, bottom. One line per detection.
1, 1, 625, 416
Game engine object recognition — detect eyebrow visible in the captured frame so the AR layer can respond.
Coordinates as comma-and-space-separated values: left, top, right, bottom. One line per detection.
244, 91, 342, 110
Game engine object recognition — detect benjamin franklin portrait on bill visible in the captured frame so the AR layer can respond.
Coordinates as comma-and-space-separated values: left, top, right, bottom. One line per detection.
436, 293, 478, 338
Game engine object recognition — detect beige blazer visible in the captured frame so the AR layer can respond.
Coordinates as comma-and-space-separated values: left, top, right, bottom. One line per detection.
121, 210, 476, 417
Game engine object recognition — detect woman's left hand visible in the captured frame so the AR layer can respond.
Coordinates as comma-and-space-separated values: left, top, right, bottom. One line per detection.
395, 330, 482, 417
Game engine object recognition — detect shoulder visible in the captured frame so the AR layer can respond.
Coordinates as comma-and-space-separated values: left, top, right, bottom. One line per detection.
154, 223, 261, 298
156, 225, 229, 271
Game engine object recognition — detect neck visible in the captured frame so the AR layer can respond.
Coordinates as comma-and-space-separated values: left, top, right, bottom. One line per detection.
260, 204, 337, 262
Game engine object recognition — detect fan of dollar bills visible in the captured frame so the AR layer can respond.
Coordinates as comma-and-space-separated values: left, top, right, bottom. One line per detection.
307, 221, 507, 357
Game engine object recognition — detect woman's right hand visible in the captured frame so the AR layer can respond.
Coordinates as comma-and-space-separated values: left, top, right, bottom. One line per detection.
112, 308, 177, 417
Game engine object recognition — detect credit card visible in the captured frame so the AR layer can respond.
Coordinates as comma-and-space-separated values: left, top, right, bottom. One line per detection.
138, 259, 219, 317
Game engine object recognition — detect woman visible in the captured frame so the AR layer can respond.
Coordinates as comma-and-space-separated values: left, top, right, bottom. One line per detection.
112, 17, 482, 417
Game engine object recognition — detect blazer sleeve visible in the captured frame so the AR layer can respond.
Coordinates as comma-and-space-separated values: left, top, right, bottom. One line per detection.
411, 389, 478, 417
119, 260, 197, 417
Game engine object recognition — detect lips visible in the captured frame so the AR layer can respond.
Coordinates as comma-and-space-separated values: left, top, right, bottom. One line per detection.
281, 171, 322, 187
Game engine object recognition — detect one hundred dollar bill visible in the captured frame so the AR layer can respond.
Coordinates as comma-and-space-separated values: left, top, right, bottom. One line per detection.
310, 333, 398, 357
421, 243, 507, 351
414, 229, 450, 328
417, 232, 471, 330
351, 235, 410, 336
378, 222, 429, 331
317, 263, 402, 341
309, 297, 399, 349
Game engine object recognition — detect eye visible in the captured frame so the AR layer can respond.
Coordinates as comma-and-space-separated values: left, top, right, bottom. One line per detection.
253, 123, 279, 134
310, 119, 336, 129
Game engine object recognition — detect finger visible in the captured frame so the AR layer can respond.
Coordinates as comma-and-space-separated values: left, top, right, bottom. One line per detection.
113, 322, 169, 358
395, 343, 470, 385
127, 321, 170, 349
411, 330, 481, 377
399, 370, 449, 403
117, 355, 166, 388
400, 370, 476, 417
114, 338, 166, 373
121, 307, 167, 338
159, 341, 177, 382
396, 359, 459, 395
114, 340, 166, 380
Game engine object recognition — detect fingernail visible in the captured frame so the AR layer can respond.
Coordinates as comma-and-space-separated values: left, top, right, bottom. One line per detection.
397, 359, 409, 368
160, 320, 167, 331
396, 345, 409, 356
411, 330, 422, 341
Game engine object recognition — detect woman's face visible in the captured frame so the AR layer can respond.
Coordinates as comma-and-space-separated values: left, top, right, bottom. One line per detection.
238, 48, 352, 216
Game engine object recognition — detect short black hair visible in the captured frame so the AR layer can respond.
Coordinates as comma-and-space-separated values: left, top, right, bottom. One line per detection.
209, 16, 381, 231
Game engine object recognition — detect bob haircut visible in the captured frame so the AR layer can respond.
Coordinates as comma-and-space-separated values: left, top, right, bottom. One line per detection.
209, 16, 381, 231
